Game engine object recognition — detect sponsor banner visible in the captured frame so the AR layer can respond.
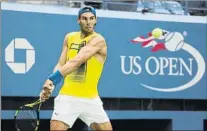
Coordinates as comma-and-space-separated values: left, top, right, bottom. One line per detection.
2, 4, 207, 99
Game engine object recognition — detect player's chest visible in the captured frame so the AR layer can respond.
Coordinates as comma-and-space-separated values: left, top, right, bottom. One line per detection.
67, 40, 86, 58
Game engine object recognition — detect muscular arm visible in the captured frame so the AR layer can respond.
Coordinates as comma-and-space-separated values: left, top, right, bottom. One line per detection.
40, 35, 106, 101
40, 34, 69, 101
59, 36, 106, 77
53, 33, 69, 72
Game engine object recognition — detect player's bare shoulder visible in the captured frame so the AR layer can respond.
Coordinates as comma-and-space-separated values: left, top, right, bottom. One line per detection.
63, 32, 78, 46
90, 33, 107, 55
97, 34, 107, 56
63, 32, 71, 47
91, 34, 107, 63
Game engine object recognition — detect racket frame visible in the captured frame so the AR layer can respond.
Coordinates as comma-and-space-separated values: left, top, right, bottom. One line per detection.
14, 99, 42, 131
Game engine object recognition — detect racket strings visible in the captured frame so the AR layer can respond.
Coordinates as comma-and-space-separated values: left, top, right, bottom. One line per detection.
15, 99, 42, 131
16, 107, 38, 129
17, 108, 37, 119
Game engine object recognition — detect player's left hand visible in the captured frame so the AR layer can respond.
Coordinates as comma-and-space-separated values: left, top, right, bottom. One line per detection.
40, 79, 55, 102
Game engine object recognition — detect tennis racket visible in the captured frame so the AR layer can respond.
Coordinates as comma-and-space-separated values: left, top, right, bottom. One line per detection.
14, 99, 42, 131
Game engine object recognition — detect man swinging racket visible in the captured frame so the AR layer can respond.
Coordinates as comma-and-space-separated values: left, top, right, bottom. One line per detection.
40, 6, 112, 131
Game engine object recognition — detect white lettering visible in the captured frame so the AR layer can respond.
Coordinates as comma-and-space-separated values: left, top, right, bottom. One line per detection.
133, 56, 142, 75
145, 57, 159, 75
168, 58, 179, 75
121, 56, 193, 76
120, 56, 133, 75
179, 58, 193, 76
159, 57, 169, 75
120, 56, 142, 75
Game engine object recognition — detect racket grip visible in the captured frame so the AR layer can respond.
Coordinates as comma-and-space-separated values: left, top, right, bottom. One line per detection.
39, 92, 45, 102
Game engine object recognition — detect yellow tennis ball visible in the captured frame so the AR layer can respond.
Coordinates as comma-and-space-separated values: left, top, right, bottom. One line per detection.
152, 28, 162, 38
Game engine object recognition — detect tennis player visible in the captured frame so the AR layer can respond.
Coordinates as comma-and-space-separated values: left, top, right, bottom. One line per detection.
40, 6, 112, 131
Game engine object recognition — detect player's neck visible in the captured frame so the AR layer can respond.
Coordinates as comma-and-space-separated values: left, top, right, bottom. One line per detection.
80, 30, 94, 39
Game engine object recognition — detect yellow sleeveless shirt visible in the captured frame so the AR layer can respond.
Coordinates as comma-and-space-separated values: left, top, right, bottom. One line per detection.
59, 31, 105, 98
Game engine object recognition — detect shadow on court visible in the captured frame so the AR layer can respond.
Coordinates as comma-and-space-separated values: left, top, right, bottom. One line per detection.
111, 119, 172, 130
2, 119, 173, 130
1, 119, 85, 131
204, 119, 207, 130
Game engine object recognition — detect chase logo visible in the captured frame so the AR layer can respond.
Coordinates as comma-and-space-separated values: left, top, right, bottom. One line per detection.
121, 28, 206, 92
5, 38, 35, 74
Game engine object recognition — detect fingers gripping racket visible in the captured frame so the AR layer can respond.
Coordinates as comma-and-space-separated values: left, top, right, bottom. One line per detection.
14, 99, 42, 131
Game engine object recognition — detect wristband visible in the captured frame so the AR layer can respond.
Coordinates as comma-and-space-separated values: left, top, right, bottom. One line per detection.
48, 70, 63, 86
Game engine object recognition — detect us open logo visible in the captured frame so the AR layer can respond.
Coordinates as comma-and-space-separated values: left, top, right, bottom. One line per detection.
121, 28, 206, 92
5, 38, 35, 74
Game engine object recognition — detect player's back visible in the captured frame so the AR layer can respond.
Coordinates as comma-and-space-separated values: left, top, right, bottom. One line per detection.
59, 31, 106, 98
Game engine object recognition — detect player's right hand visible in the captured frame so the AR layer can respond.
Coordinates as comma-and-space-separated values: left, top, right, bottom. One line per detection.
40, 79, 55, 102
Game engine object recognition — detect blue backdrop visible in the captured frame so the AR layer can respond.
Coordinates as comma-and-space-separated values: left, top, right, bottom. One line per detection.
2, 3, 207, 130
2, 6, 207, 99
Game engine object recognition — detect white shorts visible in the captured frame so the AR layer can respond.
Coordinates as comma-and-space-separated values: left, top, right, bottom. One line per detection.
51, 94, 110, 128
